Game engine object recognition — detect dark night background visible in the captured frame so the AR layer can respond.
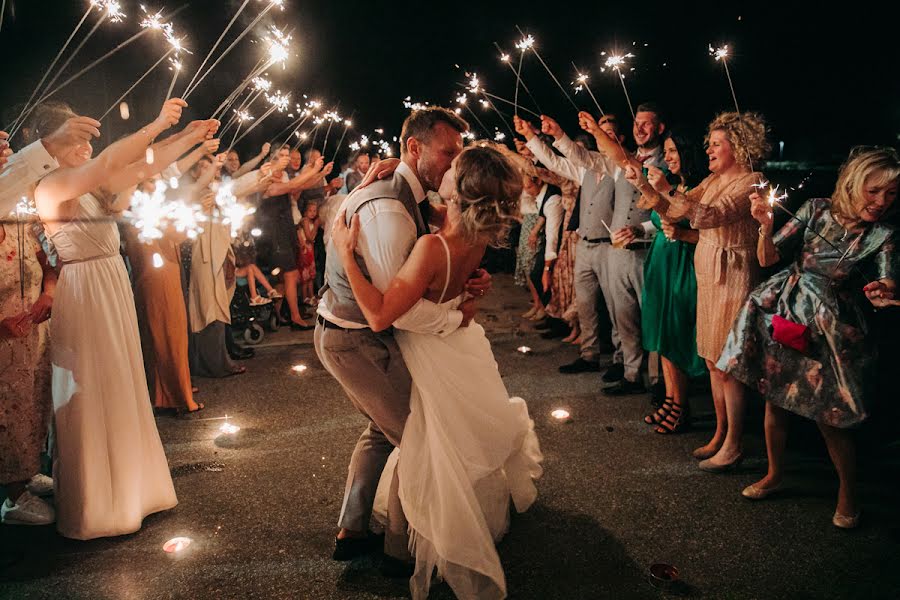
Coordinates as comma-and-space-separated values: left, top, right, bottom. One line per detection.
1, 0, 898, 172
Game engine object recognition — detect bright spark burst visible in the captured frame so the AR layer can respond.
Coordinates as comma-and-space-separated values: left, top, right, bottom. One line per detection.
349, 141, 360, 151
261, 0, 285, 10
266, 26, 291, 68
126, 181, 203, 243
234, 109, 254, 122
479, 99, 490, 110
216, 181, 256, 238
456, 93, 467, 105
515, 34, 535, 51
266, 91, 290, 112
466, 73, 480, 94
494, 131, 506, 142
500, 52, 510, 62
93, 0, 126, 22
251, 76, 271, 91
604, 53, 635, 74
709, 44, 729, 61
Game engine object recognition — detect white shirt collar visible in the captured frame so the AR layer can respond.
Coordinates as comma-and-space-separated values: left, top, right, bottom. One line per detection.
396, 161, 426, 203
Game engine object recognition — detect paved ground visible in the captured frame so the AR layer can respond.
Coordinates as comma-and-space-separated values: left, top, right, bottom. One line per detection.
2, 275, 899, 599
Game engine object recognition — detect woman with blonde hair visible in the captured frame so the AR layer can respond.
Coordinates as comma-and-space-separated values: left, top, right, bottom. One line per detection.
718, 146, 898, 528
625, 111, 771, 470
331, 145, 543, 600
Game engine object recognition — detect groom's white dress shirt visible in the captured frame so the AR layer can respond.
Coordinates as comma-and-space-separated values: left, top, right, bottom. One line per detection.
317, 161, 463, 335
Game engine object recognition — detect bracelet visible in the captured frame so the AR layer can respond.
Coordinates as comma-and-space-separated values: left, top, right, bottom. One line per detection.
758, 226, 771, 237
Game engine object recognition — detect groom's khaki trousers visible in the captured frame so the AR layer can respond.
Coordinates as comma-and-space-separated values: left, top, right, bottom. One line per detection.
314, 322, 412, 560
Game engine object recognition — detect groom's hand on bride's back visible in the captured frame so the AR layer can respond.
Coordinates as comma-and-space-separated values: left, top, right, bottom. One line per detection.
464, 268, 492, 298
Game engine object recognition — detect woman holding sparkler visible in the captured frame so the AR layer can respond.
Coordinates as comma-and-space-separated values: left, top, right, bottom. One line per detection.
718, 147, 898, 528
31, 97, 206, 539
623, 111, 770, 471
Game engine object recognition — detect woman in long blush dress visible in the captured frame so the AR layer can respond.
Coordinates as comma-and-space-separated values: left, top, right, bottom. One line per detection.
32, 99, 215, 539
332, 146, 543, 600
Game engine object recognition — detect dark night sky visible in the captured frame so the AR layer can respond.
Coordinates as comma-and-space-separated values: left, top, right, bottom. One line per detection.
2, 0, 898, 168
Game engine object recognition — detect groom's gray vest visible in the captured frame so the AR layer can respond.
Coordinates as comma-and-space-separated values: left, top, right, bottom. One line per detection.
319, 171, 428, 326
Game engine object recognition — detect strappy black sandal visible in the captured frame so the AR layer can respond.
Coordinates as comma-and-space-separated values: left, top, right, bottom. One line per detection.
644, 397, 674, 425
655, 403, 690, 434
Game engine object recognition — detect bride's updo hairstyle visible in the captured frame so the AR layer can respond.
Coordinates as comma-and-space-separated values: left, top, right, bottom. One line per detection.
454, 146, 522, 247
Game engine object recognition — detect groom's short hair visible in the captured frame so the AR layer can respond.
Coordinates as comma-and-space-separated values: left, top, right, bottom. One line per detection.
400, 107, 469, 151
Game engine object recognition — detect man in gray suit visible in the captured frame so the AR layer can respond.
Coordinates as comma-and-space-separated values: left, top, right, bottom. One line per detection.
315, 107, 488, 572
560, 103, 668, 394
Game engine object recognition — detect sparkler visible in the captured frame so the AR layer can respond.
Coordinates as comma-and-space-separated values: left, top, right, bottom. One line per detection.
11, 5, 188, 136
493, 41, 542, 114
226, 109, 254, 151
458, 85, 540, 119
330, 116, 354, 163
180, 0, 253, 96
4, 3, 95, 131
465, 74, 515, 136
216, 181, 256, 238
571, 64, 605, 116
512, 31, 535, 117
321, 110, 341, 155
455, 93, 491, 138
220, 77, 270, 135
165, 57, 183, 101
603, 52, 636, 119
514, 27, 579, 111
209, 27, 290, 118
99, 48, 175, 120
183, 3, 288, 99
709, 43, 757, 172
230, 91, 290, 149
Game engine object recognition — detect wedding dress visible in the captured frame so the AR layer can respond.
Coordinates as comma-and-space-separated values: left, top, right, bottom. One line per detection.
376, 235, 543, 599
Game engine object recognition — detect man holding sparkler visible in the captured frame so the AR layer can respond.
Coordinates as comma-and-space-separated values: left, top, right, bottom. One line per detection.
514, 113, 627, 383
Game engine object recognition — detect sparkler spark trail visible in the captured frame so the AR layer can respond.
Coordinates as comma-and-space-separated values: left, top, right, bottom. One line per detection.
493, 41, 542, 113
10, 4, 188, 137
184, 4, 289, 98
5, 3, 95, 132
571, 63, 605, 116
99, 48, 176, 120
514, 26, 579, 111
603, 52, 636, 119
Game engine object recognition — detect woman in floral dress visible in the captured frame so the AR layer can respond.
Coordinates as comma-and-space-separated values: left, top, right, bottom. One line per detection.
718, 147, 899, 528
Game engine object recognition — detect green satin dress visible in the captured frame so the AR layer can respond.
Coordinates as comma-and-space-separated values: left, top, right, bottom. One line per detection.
717, 198, 896, 428
641, 211, 707, 377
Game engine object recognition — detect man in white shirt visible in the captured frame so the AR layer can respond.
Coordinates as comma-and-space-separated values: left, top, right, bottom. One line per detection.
0, 116, 102, 214
316, 107, 489, 571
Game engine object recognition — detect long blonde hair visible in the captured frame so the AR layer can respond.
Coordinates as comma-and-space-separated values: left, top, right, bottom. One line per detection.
830, 146, 900, 223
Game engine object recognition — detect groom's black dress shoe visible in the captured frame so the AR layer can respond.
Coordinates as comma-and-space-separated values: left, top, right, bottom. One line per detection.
332, 532, 381, 561
379, 555, 415, 578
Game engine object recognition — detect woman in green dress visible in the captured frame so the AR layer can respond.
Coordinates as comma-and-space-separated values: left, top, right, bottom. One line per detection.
718, 147, 899, 528
630, 130, 708, 433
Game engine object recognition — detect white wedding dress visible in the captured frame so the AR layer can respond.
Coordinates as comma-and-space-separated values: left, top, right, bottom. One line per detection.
375, 235, 543, 600
49, 194, 177, 539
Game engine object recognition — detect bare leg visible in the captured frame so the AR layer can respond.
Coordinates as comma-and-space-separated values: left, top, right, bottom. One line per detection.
749, 401, 789, 490
526, 278, 542, 310
243, 266, 258, 297
249, 264, 276, 293
283, 269, 307, 325
694, 360, 727, 457
708, 371, 746, 464
817, 423, 858, 518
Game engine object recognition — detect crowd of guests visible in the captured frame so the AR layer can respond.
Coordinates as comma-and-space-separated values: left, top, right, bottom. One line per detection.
0, 96, 349, 536
0, 87, 897, 543
505, 104, 898, 528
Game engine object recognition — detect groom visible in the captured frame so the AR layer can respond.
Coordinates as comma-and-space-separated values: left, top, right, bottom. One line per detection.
315, 107, 489, 570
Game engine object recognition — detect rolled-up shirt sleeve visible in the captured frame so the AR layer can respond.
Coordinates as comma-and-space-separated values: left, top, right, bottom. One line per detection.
543, 193, 564, 261
0, 141, 59, 214
525, 136, 583, 184
357, 199, 463, 336
554, 134, 614, 178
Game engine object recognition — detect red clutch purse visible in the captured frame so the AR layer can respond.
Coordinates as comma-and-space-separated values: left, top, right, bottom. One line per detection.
771, 314, 810, 354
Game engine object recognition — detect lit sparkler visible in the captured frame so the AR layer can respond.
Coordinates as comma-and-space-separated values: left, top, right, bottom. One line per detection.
513, 27, 579, 111
603, 52, 636, 119
571, 64, 605, 116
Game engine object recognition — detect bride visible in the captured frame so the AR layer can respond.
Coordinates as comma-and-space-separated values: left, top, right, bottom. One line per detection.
331, 145, 543, 600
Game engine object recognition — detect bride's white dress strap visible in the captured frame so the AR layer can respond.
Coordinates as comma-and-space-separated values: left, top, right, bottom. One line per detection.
436, 234, 451, 304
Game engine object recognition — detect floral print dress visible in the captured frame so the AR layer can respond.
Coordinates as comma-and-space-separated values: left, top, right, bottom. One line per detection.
717, 199, 896, 428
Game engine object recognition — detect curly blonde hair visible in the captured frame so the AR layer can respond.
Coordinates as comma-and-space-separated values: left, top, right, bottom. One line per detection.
454, 146, 523, 247
831, 146, 900, 222
707, 111, 771, 169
